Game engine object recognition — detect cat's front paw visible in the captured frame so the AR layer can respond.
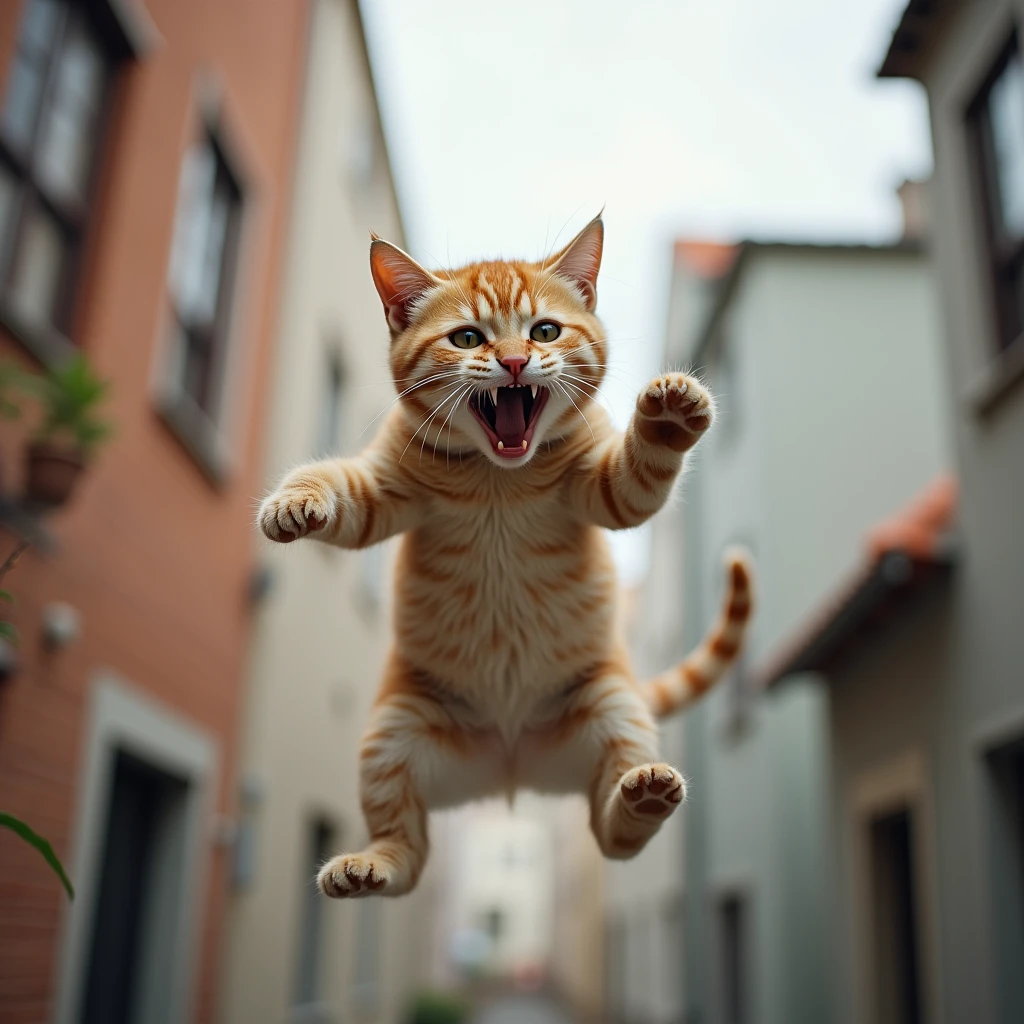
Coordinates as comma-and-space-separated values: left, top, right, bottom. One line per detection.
258, 476, 336, 543
635, 373, 713, 452
318, 853, 390, 898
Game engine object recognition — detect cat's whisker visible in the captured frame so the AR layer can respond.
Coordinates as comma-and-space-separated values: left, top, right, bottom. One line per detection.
419, 383, 473, 464
396, 381, 475, 466
551, 380, 597, 448
558, 376, 616, 418
427, 382, 471, 464
435, 383, 473, 469
359, 373, 468, 438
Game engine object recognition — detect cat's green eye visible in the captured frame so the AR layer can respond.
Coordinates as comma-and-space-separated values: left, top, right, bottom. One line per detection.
449, 328, 485, 349
530, 321, 561, 343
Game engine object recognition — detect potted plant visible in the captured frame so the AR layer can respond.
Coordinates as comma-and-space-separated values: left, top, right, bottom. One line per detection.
21, 355, 112, 507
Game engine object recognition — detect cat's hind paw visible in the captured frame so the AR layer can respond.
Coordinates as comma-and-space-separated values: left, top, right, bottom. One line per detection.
619, 763, 686, 818
317, 853, 389, 898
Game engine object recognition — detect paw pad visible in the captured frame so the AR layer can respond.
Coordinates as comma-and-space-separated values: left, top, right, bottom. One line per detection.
620, 763, 685, 817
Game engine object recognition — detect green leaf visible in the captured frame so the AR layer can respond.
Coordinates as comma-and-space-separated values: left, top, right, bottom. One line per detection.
0, 620, 19, 645
0, 590, 13, 603
0, 813, 74, 898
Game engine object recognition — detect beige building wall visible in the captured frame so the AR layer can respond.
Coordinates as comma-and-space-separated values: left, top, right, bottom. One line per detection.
219, 2, 436, 1023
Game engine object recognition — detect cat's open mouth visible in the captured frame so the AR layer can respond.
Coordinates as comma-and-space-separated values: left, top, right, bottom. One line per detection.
468, 385, 549, 459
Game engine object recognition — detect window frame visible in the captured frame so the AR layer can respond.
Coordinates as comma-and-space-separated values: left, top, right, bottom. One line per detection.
0, 0, 142, 364
155, 92, 252, 487
166, 132, 244, 419
966, 31, 1024, 361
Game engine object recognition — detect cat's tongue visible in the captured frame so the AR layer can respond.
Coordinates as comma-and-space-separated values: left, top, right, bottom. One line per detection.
495, 389, 526, 445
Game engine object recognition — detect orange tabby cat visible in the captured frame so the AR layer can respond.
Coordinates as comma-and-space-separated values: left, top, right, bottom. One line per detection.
258, 216, 752, 898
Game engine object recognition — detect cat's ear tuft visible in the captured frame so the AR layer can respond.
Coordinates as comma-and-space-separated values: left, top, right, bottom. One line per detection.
548, 215, 604, 311
369, 240, 438, 332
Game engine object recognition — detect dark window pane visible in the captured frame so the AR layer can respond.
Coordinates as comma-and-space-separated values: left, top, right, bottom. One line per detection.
987, 50, 1024, 240
168, 144, 224, 328
720, 895, 747, 1024
869, 809, 922, 1024
0, 164, 17, 259
3, 50, 48, 152
166, 136, 242, 418
316, 353, 344, 455
7, 203, 65, 328
971, 36, 1024, 350
0, 0, 116, 341
21, 0, 62, 54
1, 0, 61, 152
293, 820, 334, 1006
36, 19, 105, 204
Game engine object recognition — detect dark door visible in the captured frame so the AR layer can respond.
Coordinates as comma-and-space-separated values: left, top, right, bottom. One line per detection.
80, 750, 187, 1024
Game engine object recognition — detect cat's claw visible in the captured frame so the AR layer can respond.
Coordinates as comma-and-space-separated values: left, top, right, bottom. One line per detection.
258, 483, 335, 543
317, 854, 389, 898
635, 373, 713, 451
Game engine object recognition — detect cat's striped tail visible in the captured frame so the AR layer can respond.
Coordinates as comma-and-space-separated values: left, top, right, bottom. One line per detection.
642, 548, 754, 719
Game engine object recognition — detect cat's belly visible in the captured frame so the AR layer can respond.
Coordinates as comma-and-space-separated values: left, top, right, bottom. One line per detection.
393, 516, 618, 724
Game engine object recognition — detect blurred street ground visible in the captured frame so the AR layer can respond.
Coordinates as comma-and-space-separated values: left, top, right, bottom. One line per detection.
469, 993, 577, 1024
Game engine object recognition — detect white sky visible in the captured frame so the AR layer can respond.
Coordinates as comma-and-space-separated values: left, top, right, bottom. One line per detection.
359, 0, 931, 582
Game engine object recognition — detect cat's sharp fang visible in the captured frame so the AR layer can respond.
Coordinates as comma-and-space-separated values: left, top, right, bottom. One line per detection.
497, 440, 504, 450
522, 439, 528, 449
488, 387, 498, 406
530, 385, 538, 399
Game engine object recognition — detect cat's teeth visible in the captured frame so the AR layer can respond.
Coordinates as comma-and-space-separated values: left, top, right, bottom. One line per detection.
530, 385, 538, 399
488, 388, 498, 406
497, 441, 504, 450
522, 439, 528, 449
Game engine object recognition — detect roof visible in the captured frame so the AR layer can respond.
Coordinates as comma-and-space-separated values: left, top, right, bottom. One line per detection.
673, 240, 739, 280
757, 475, 958, 689
877, 0, 945, 80
687, 237, 925, 368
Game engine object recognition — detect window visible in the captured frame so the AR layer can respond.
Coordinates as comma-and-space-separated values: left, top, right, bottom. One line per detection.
969, 33, 1024, 353
315, 350, 345, 456
0, 0, 116, 348
719, 893, 748, 1024
165, 133, 243, 420
352, 900, 381, 1018
985, 737, 1024, 1022
81, 750, 189, 1024
868, 808, 923, 1024
292, 819, 334, 1010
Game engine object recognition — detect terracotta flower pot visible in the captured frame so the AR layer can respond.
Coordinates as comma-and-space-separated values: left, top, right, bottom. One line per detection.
24, 440, 86, 508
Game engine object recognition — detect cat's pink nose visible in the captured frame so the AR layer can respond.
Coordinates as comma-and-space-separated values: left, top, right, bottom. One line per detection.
501, 355, 528, 380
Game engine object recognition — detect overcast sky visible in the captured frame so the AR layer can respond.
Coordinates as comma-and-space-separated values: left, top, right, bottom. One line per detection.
359, 0, 930, 581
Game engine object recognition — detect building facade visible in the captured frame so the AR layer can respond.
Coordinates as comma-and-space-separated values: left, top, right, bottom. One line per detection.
0, 0, 308, 1021
624, 228, 951, 1024
217, 2, 437, 1023
781, 2, 1024, 1021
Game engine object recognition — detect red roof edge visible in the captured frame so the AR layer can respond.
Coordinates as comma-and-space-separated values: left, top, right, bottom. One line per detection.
756, 474, 958, 689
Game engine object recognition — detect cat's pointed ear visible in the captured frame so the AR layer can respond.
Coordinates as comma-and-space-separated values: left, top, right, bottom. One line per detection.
548, 215, 604, 310
370, 239, 439, 331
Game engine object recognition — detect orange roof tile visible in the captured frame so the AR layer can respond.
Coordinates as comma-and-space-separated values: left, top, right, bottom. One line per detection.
757, 475, 958, 689
866, 474, 957, 560
673, 240, 738, 279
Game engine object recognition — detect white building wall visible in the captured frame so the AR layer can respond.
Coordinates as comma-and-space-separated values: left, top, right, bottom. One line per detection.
219, 3, 435, 1024
620, 242, 950, 1024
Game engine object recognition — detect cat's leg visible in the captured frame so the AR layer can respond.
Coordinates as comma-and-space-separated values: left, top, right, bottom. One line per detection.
522, 667, 684, 859
317, 673, 500, 898
564, 372, 713, 530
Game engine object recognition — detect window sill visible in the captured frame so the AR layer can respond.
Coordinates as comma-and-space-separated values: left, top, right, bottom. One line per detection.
0, 303, 76, 368
155, 387, 231, 489
968, 331, 1024, 416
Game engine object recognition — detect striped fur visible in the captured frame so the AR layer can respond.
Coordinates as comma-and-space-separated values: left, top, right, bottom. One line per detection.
257, 217, 753, 897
